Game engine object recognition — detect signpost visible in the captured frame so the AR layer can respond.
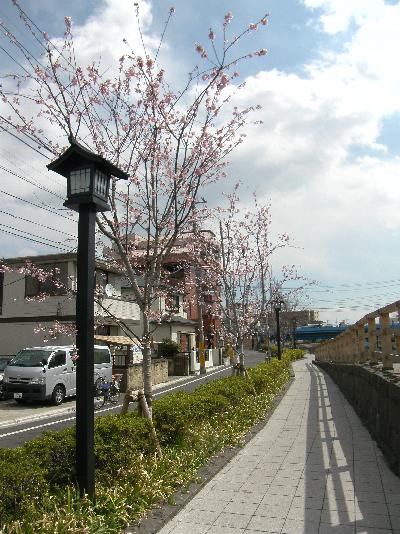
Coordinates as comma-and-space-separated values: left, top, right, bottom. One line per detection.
199, 341, 205, 370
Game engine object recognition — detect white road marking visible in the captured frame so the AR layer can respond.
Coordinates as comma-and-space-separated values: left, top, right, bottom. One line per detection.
0, 416, 76, 437
153, 366, 230, 396
0, 366, 231, 439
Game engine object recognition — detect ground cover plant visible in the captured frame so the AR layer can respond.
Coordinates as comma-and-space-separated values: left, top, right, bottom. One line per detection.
0, 349, 304, 534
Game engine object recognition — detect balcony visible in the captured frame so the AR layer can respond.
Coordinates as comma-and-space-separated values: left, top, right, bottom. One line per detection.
95, 297, 140, 321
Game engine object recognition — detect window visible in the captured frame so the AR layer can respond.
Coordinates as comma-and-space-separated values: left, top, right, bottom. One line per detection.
94, 348, 111, 364
174, 295, 180, 311
48, 351, 66, 369
25, 262, 68, 297
96, 325, 111, 336
70, 168, 91, 194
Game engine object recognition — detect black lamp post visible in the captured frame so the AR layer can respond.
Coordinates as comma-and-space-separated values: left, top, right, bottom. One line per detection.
47, 137, 128, 499
274, 301, 284, 360
292, 317, 297, 349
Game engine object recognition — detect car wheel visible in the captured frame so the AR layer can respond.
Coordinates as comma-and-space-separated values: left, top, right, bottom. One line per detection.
52, 384, 65, 406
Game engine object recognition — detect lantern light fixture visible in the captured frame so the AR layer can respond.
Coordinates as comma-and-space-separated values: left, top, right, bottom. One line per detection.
47, 136, 128, 212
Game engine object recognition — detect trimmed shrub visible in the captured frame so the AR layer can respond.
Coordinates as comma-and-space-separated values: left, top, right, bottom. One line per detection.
0, 448, 48, 524
269, 344, 278, 357
94, 413, 156, 476
23, 426, 76, 487
158, 338, 180, 358
283, 348, 306, 360
152, 391, 193, 445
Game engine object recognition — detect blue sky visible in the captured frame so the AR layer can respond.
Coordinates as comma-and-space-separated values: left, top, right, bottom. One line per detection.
1, 0, 400, 324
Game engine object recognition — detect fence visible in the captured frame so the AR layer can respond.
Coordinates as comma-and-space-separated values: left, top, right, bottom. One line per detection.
314, 299, 400, 373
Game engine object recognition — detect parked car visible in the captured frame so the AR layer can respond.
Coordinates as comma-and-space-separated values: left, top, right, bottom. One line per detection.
0, 360, 9, 400
3, 345, 112, 405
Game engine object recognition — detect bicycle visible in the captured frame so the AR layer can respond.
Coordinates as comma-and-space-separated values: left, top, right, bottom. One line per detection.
94, 375, 121, 409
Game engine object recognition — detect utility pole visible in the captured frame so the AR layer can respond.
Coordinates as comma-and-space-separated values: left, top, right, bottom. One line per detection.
193, 202, 207, 374
274, 300, 283, 360
292, 317, 297, 349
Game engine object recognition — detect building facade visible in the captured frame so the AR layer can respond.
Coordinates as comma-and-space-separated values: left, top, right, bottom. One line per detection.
0, 253, 140, 358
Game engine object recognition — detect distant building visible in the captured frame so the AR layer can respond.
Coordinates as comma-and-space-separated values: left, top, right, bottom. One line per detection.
282, 309, 321, 326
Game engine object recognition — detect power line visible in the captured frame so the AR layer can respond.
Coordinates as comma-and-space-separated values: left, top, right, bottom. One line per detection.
0, 209, 76, 238
0, 188, 76, 221
0, 222, 72, 248
0, 123, 51, 159
0, 146, 61, 187
0, 226, 74, 252
0, 163, 64, 200
284, 281, 400, 293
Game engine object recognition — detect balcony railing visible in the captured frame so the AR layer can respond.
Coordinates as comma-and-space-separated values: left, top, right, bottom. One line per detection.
95, 297, 140, 321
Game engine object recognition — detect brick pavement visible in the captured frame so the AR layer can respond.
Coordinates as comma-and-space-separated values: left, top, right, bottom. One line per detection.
156, 355, 400, 534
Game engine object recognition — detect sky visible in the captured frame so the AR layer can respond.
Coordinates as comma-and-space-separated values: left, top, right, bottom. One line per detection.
0, 0, 400, 325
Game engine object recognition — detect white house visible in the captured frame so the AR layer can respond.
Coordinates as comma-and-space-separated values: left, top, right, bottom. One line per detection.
0, 253, 140, 358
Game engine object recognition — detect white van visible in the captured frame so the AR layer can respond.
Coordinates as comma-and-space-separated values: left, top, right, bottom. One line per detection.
3, 345, 112, 405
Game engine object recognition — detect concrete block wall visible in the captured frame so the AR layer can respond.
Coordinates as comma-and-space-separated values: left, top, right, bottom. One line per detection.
316, 362, 400, 476
117, 359, 168, 392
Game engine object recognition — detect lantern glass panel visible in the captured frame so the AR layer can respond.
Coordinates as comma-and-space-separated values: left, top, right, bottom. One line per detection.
70, 168, 91, 194
94, 170, 109, 199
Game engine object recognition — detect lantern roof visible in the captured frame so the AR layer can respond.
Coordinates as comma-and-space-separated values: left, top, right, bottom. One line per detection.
47, 136, 129, 180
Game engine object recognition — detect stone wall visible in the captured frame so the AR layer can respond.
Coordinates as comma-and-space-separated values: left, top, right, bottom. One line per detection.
116, 359, 168, 392
315, 362, 400, 476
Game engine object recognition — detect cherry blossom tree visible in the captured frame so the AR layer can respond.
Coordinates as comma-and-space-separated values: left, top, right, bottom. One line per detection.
191, 186, 307, 363
0, 3, 270, 412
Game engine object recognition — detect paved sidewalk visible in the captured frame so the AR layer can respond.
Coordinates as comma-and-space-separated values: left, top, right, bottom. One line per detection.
157, 356, 400, 534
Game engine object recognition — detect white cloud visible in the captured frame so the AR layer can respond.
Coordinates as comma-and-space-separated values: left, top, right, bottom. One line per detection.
58, 0, 157, 66
302, 0, 387, 34
214, 0, 400, 322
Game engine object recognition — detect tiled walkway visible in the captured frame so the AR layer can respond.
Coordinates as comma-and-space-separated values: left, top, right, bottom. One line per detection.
157, 356, 400, 534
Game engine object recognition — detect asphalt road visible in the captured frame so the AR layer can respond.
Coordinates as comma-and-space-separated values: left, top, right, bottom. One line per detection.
0, 350, 268, 448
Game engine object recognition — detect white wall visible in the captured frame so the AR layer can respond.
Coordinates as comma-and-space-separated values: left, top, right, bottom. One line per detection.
2, 270, 75, 318
0, 322, 75, 358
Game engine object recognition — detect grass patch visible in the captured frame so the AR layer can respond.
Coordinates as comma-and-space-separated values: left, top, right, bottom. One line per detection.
0, 349, 304, 533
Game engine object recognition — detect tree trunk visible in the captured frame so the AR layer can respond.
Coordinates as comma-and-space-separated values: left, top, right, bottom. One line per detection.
138, 390, 162, 457
142, 312, 153, 415
238, 337, 245, 377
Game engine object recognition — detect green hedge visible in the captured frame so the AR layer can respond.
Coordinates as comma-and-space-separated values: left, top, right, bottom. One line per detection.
0, 350, 299, 533
284, 348, 306, 360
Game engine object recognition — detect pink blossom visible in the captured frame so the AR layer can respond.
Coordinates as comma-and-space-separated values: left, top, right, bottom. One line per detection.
261, 18, 268, 26
208, 30, 215, 41
195, 44, 206, 57
249, 23, 258, 31
224, 12, 233, 24
255, 49, 267, 56
100, 83, 109, 95
64, 16, 72, 31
